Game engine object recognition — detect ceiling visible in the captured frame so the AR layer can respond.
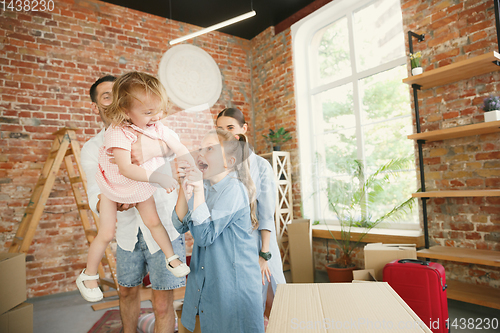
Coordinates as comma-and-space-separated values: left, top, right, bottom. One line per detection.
100, 0, 318, 40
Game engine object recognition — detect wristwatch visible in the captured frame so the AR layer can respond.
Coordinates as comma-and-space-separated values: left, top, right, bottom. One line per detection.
259, 251, 272, 261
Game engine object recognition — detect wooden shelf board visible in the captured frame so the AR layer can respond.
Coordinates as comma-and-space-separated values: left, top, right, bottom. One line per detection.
446, 280, 500, 310
417, 245, 500, 267
312, 227, 424, 247
408, 121, 500, 142
403, 51, 500, 89
412, 190, 500, 198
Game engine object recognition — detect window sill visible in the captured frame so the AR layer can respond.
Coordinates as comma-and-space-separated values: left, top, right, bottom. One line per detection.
311, 225, 424, 247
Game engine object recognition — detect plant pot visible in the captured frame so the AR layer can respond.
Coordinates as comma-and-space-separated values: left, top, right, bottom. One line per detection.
484, 110, 500, 122
411, 67, 423, 76
273, 145, 281, 151
325, 264, 356, 283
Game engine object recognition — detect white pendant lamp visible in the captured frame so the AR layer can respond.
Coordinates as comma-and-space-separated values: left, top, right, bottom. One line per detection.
169, 10, 256, 45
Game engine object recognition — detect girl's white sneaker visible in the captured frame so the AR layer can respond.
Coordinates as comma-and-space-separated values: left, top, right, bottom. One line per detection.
166, 254, 190, 278
76, 269, 103, 302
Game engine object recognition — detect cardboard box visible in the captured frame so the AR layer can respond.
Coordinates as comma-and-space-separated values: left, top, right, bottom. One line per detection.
352, 269, 377, 283
266, 283, 431, 333
364, 243, 416, 281
0, 253, 26, 315
0, 302, 33, 333
287, 219, 314, 283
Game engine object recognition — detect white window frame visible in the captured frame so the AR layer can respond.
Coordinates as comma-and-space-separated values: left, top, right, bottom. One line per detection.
291, 0, 420, 231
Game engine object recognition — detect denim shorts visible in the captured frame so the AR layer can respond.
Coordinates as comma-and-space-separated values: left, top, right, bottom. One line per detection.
116, 229, 186, 290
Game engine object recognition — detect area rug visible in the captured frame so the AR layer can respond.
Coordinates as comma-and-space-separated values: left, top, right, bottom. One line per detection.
88, 308, 153, 333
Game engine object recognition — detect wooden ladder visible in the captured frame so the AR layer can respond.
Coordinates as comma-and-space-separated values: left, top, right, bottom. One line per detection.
8, 128, 118, 296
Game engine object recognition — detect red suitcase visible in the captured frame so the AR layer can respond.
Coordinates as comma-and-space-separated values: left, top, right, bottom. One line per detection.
383, 259, 449, 333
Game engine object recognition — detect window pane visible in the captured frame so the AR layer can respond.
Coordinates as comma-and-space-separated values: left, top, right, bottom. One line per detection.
316, 129, 357, 221
353, 0, 405, 72
368, 170, 419, 225
317, 16, 351, 83
363, 118, 414, 169
316, 83, 354, 133
321, 129, 357, 173
359, 66, 410, 124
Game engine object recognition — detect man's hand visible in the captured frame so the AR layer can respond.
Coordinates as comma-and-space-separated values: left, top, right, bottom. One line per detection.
117, 202, 137, 211
130, 133, 168, 165
97, 194, 136, 213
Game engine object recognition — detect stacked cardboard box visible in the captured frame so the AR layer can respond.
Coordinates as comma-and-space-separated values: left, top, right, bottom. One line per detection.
363, 243, 417, 281
288, 219, 314, 283
0, 253, 33, 333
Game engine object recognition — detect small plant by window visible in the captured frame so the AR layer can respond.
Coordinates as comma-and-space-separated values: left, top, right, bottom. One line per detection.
409, 51, 421, 69
262, 127, 292, 151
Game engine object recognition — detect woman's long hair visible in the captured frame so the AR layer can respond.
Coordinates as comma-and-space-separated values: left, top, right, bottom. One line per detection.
215, 128, 258, 230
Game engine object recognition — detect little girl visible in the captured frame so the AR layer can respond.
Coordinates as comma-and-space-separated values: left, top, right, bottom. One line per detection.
173, 129, 264, 333
76, 71, 191, 302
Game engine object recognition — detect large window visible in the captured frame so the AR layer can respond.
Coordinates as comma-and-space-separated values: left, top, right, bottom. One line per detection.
293, 0, 419, 229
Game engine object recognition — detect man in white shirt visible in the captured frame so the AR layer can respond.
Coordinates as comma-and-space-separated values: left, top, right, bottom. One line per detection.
81, 75, 185, 333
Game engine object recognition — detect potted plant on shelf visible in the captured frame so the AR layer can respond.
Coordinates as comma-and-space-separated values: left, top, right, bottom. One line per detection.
262, 127, 292, 151
319, 158, 417, 283
410, 51, 422, 76
482, 95, 500, 122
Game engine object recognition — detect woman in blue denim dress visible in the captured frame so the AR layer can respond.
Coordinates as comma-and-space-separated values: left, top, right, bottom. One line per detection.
172, 129, 265, 333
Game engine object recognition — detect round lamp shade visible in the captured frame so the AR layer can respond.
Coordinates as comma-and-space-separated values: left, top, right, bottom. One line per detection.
158, 44, 222, 109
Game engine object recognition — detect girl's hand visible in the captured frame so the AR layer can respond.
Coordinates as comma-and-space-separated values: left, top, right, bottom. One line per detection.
185, 166, 203, 193
175, 160, 191, 181
182, 178, 194, 200
259, 257, 272, 285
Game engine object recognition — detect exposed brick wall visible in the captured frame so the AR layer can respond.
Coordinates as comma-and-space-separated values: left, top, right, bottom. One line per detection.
250, 27, 302, 219
0, 0, 253, 297
313, 238, 364, 271
401, 0, 500, 288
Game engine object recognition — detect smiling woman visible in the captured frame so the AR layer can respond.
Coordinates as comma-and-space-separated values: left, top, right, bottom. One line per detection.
216, 108, 286, 320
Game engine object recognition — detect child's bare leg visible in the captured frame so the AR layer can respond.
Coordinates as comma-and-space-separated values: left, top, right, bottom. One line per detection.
85, 195, 117, 288
136, 196, 182, 268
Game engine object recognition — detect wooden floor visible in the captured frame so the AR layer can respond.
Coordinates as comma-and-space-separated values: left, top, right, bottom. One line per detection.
27, 271, 500, 333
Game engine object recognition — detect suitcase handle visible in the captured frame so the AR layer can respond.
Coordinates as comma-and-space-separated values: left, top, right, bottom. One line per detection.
397, 259, 448, 291
397, 259, 429, 265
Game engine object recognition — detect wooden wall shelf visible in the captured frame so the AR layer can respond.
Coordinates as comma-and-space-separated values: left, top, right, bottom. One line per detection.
417, 245, 500, 267
412, 190, 500, 198
403, 51, 500, 89
312, 226, 425, 247
408, 121, 500, 142
446, 280, 500, 310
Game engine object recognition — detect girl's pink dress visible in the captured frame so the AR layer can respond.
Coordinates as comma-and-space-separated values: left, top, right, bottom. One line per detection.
96, 122, 175, 204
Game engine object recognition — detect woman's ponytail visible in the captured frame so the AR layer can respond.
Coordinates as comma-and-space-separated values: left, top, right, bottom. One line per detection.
215, 129, 259, 230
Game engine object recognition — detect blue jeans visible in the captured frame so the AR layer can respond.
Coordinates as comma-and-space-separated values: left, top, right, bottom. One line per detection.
116, 229, 186, 290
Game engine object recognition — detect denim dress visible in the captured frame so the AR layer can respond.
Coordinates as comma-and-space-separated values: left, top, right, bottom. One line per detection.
172, 173, 265, 333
